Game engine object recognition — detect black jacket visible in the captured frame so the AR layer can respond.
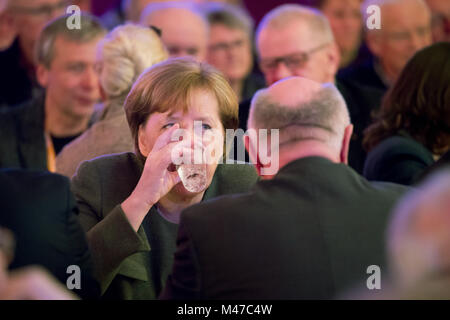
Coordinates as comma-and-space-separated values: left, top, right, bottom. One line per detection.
0, 169, 100, 299
161, 157, 407, 299
364, 134, 436, 185
0, 93, 47, 170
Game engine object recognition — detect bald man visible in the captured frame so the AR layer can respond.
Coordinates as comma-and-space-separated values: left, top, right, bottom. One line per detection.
161, 77, 408, 300
339, 0, 432, 92
140, 3, 208, 61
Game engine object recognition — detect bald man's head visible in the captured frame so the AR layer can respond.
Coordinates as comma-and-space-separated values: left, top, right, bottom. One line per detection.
248, 77, 351, 161
140, 3, 209, 61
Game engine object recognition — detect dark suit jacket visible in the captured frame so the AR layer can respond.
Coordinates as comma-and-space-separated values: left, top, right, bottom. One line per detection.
0, 93, 47, 170
364, 135, 435, 186
71, 152, 259, 299
0, 169, 99, 299
160, 157, 408, 300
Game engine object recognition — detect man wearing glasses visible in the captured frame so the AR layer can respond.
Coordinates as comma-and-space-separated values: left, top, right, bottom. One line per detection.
339, 0, 432, 93
239, 4, 382, 174
0, 0, 67, 108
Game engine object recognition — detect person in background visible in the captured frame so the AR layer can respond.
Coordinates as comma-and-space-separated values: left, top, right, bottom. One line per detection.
0, 14, 106, 171
310, 0, 364, 68
56, 24, 168, 178
242, 4, 382, 173
203, 3, 265, 102
339, 0, 432, 93
0, 0, 67, 108
387, 169, 450, 299
0, 0, 15, 52
161, 77, 407, 300
425, 0, 450, 42
363, 42, 450, 186
140, 2, 209, 61
71, 58, 259, 299
0, 169, 100, 299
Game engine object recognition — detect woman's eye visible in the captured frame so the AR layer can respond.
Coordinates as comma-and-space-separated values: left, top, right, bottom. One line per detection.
162, 123, 175, 129
202, 123, 212, 130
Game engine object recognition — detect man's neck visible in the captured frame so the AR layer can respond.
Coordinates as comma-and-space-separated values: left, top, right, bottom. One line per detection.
45, 98, 90, 137
278, 141, 340, 173
375, 59, 396, 87
229, 78, 244, 101
157, 189, 205, 224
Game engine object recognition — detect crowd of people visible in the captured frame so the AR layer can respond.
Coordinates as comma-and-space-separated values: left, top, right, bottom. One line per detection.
0, 0, 449, 300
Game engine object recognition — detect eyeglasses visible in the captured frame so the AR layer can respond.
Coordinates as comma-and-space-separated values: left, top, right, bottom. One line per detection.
149, 25, 162, 37
9, 0, 68, 17
209, 39, 247, 52
259, 43, 330, 73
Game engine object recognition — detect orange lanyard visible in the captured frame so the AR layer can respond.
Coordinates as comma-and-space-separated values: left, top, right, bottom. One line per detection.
44, 131, 56, 172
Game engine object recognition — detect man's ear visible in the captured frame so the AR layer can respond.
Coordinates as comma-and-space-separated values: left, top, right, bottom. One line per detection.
326, 42, 341, 79
36, 64, 50, 88
138, 126, 150, 158
244, 133, 262, 176
340, 124, 354, 164
366, 31, 382, 58
99, 85, 107, 102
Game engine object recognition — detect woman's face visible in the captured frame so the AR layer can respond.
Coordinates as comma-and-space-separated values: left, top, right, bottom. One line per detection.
138, 88, 225, 196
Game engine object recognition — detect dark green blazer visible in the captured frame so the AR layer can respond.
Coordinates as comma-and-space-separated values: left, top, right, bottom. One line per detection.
71, 152, 259, 299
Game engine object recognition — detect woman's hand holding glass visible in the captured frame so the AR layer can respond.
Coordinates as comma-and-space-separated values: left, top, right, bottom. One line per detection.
122, 124, 183, 231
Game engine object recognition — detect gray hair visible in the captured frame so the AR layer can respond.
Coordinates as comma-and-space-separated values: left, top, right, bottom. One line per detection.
35, 13, 106, 68
248, 83, 350, 153
98, 23, 167, 99
140, 1, 209, 33
256, 4, 334, 47
388, 169, 450, 288
202, 2, 254, 38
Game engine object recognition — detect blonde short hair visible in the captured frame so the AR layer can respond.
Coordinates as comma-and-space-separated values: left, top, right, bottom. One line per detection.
124, 57, 238, 161
98, 23, 168, 99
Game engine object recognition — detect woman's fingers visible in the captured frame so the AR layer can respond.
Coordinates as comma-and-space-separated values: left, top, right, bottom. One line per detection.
151, 124, 182, 153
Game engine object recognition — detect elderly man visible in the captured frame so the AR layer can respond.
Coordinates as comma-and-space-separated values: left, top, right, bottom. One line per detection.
140, 2, 208, 61
160, 77, 407, 300
339, 0, 432, 92
388, 169, 450, 299
0, 0, 67, 108
0, 14, 106, 171
240, 4, 381, 173
425, 0, 450, 42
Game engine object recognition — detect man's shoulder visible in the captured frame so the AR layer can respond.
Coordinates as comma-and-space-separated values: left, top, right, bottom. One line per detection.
0, 169, 70, 204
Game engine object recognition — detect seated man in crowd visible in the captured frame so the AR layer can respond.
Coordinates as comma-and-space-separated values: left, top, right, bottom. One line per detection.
0, 169, 99, 299
0, 14, 106, 171
0, 0, 67, 108
241, 4, 382, 173
338, 0, 432, 93
387, 169, 450, 299
203, 3, 265, 102
425, 0, 450, 42
140, 2, 209, 61
161, 77, 408, 300
309, 0, 365, 69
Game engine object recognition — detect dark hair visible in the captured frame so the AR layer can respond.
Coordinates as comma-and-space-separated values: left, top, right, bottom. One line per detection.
363, 42, 450, 155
